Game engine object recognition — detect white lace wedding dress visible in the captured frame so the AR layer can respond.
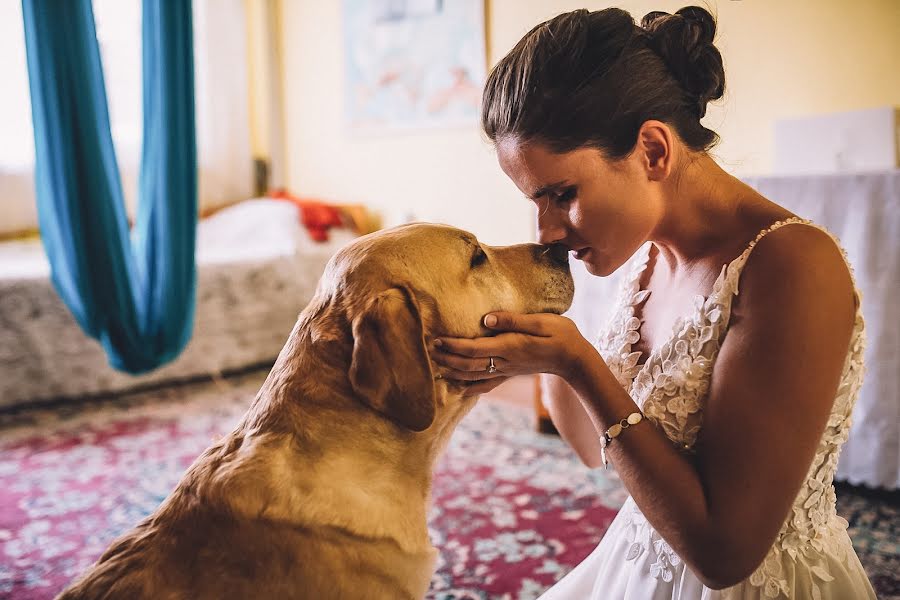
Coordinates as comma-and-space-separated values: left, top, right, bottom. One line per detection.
540, 219, 876, 599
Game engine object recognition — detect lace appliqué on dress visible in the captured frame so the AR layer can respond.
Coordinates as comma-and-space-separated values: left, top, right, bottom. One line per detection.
620, 498, 684, 583
593, 218, 868, 598
598, 244, 651, 390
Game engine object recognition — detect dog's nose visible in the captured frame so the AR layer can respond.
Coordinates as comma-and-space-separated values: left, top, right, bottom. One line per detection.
538, 243, 570, 267
548, 243, 570, 267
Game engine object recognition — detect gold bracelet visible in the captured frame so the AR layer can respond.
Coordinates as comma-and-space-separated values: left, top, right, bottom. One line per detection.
599, 411, 644, 469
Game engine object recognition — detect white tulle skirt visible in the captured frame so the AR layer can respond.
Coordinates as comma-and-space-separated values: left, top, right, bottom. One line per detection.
538, 497, 876, 600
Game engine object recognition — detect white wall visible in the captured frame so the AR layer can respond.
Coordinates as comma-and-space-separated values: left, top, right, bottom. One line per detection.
277, 0, 900, 245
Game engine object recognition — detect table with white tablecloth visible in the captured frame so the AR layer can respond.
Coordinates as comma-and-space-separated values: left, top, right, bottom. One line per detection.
563, 170, 899, 489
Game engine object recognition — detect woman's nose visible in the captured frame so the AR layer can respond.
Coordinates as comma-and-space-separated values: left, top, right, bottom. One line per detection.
536, 212, 567, 246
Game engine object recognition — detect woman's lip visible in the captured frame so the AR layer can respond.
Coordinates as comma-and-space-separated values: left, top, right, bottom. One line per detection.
572, 247, 591, 260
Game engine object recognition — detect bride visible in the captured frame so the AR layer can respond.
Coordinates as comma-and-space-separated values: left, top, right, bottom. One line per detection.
432, 6, 876, 599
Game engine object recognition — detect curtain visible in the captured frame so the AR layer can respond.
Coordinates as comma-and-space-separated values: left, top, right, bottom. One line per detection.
1, 0, 253, 237
21, 0, 197, 373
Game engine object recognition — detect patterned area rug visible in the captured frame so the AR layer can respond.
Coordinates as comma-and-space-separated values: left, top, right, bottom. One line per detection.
0, 370, 896, 599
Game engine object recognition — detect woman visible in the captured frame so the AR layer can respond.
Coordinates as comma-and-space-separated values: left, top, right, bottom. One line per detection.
431, 6, 876, 599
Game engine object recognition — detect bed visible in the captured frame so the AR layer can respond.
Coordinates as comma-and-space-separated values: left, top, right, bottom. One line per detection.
0, 198, 359, 409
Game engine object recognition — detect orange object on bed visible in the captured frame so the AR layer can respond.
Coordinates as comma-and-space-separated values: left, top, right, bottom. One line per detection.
268, 189, 348, 242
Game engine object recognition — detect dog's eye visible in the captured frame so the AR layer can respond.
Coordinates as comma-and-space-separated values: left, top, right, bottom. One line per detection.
470, 246, 488, 268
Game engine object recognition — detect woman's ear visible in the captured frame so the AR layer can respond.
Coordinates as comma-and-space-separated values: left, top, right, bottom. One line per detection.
635, 120, 675, 182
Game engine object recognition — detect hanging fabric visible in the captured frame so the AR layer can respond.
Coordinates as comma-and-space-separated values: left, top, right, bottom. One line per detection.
21, 0, 197, 374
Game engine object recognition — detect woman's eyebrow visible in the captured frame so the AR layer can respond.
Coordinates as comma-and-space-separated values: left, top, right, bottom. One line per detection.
529, 180, 569, 200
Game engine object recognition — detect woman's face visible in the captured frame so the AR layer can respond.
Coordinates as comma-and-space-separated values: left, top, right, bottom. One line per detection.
496, 138, 664, 277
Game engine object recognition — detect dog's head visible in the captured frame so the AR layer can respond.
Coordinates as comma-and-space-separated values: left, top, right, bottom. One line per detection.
310, 223, 574, 433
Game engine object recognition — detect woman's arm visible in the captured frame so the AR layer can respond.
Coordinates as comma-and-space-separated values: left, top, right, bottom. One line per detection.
541, 374, 603, 468
434, 226, 856, 589
565, 226, 856, 587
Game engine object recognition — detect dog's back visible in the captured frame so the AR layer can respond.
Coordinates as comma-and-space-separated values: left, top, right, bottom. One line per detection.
58, 437, 436, 600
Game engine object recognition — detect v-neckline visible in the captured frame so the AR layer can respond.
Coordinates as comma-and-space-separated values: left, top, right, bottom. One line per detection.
621, 217, 811, 377
627, 243, 715, 374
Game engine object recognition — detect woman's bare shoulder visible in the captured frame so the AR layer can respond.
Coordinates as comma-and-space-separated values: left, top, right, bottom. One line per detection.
734, 220, 855, 316
729, 218, 858, 372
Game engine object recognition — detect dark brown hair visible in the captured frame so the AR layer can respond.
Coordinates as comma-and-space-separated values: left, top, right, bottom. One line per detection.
481, 6, 725, 158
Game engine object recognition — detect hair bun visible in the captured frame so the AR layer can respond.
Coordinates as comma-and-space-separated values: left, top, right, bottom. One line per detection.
640, 6, 724, 118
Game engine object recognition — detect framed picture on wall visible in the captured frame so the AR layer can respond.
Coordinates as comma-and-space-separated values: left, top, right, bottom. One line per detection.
342, 0, 486, 134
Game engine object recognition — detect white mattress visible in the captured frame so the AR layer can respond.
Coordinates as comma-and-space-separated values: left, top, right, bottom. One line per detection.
0, 199, 356, 408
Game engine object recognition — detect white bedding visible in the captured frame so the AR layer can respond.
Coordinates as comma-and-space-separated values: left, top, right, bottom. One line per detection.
0, 199, 356, 408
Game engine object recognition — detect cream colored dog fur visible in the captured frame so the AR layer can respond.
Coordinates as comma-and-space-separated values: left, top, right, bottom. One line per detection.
58, 223, 574, 600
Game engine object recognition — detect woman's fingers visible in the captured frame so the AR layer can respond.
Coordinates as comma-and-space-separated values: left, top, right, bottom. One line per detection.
432, 347, 504, 374
433, 336, 498, 358
483, 312, 551, 336
439, 361, 508, 381
430, 312, 582, 382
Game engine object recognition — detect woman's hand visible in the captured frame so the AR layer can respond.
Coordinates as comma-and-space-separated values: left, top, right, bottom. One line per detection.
431, 312, 593, 385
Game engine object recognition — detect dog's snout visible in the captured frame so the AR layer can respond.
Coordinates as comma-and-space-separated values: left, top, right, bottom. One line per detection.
541, 243, 570, 268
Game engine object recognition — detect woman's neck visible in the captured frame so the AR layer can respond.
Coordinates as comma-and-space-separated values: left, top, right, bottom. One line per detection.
649, 154, 774, 274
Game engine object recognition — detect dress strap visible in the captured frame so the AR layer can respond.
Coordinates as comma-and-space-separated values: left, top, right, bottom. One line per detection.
612, 242, 653, 309
625, 243, 652, 289
714, 215, 863, 312
741, 216, 811, 260
717, 217, 812, 299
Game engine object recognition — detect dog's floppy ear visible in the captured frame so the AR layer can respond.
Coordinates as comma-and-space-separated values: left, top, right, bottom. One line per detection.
349, 285, 436, 432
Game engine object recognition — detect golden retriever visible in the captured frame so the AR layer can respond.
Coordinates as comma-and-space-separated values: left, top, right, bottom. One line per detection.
58, 223, 574, 600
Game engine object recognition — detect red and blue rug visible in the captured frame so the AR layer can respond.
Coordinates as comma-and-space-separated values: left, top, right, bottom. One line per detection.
0, 370, 896, 599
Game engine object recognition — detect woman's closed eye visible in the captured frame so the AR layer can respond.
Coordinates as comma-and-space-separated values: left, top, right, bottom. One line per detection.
551, 186, 577, 205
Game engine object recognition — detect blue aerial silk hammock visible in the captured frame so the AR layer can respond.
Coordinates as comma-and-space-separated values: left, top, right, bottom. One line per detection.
21, 0, 197, 374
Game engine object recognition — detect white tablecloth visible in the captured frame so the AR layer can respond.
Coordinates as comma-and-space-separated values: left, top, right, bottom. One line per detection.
565, 170, 899, 489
